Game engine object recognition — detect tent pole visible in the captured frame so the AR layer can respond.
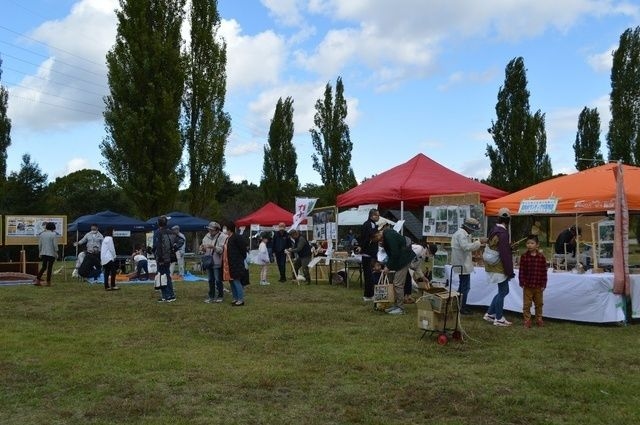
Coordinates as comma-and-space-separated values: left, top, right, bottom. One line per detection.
400, 201, 404, 235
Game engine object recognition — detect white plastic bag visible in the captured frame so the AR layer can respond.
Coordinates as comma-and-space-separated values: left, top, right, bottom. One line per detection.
483, 245, 500, 265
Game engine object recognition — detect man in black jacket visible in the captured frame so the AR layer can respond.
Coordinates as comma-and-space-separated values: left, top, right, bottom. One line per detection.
357, 209, 380, 301
272, 222, 292, 282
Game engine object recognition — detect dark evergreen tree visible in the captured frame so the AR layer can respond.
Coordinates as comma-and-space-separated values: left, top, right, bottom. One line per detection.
0, 57, 11, 183
486, 57, 552, 192
574, 107, 604, 170
1, 154, 47, 214
183, 0, 231, 217
310, 77, 357, 205
261, 97, 299, 206
607, 26, 640, 164
101, 0, 186, 217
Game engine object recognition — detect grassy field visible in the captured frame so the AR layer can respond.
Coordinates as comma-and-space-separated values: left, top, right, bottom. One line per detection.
1, 263, 639, 425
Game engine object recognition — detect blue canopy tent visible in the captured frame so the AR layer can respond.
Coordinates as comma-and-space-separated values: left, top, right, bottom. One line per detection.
68, 210, 151, 233
145, 211, 211, 232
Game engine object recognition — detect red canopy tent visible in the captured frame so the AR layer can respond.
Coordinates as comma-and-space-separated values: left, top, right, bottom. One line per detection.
336, 153, 507, 208
235, 202, 295, 227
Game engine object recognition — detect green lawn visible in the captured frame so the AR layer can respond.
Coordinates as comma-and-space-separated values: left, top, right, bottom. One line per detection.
1, 264, 638, 425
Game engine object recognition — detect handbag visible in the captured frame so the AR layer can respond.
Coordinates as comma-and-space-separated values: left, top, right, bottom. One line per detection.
201, 254, 214, 271
154, 273, 167, 289
482, 245, 500, 265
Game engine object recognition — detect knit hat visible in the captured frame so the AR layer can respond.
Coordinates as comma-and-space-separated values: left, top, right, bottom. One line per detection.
462, 217, 480, 231
498, 208, 511, 218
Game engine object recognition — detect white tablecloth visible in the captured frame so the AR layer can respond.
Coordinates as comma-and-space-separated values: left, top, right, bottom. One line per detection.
444, 266, 638, 323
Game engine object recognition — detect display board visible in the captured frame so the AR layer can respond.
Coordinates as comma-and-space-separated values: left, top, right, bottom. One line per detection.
311, 206, 337, 242
4, 215, 67, 245
422, 204, 485, 238
597, 220, 614, 266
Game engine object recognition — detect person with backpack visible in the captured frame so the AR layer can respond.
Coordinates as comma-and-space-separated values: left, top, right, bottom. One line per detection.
153, 216, 184, 302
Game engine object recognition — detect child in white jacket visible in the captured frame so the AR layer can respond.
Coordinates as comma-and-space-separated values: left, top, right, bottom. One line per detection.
256, 234, 271, 285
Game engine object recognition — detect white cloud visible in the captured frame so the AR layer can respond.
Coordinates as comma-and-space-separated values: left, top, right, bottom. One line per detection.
438, 69, 499, 91
297, 0, 635, 89
57, 157, 94, 178
261, 0, 304, 26
587, 45, 615, 73
227, 141, 261, 156
8, 0, 117, 130
221, 19, 287, 91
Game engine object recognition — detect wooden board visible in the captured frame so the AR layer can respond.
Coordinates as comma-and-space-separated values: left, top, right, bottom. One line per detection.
429, 192, 480, 206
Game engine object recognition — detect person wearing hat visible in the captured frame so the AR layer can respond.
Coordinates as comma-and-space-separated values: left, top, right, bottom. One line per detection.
357, 208, 381, 302
200, 221, 227, 303
483, 208, 515, 326
451, 217, 488, 314
272, 222, 292, 282
170, 225, 186, 277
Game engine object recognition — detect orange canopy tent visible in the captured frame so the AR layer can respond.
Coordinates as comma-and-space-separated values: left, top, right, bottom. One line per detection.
485, 163, 640, 216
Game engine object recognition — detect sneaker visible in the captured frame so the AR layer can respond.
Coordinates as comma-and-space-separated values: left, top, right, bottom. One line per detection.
111, 286, 120, 291
363, 296, 374, 302
387, 307, 405, 315
483, 313, 495, 323
536, 319, 544, 327
204, 298, 213, 304
494, 317, 512, 327
259, 281, 269, 286
213, 298, 223, 303
524, 319, 532, 328
157, 298, 166, 303
384, 306, 398, 313
166, 298, 176, 303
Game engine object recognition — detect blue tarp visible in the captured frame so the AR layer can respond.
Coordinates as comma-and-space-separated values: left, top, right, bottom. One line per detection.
68, 210, 151, 233
145, 211, 211, 232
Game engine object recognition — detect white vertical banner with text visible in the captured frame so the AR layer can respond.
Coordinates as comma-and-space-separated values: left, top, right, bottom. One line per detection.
291, 197, 318, 230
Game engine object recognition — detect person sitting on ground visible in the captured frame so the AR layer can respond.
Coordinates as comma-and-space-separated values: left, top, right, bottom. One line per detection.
132, 246, 149, 281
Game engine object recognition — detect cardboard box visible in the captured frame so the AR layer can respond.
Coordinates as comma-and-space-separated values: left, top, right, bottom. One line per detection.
416, 306, 460, 331
420, 287, 460, 313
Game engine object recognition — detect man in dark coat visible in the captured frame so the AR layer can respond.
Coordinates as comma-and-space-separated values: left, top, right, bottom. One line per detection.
222, 221, 248, 306
377, 226, 416, 315
357, 209, 380, 301
272, 222, 292, 282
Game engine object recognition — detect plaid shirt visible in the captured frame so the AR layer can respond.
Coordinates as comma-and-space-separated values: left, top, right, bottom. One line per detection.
518, 250, 548, 289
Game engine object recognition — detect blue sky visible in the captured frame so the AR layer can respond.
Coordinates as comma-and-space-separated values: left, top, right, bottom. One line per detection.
1, 0, 639, 192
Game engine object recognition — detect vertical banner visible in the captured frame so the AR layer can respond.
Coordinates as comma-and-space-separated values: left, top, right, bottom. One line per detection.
291, 197, 318, 230
612, 161, 630, 296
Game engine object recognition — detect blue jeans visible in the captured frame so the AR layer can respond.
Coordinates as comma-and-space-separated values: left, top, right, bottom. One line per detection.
230, 278, 244, 302
488, 279, 510, 320
136, 260, 149, 280
207, 267, 223, 299
158, 263, 175, 300
458, 274, 470, 308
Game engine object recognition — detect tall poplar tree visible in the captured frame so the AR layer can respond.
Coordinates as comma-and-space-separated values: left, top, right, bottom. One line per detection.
0, 57, 11, 183
101, 0, 186, 217
486, 57, 551, 192
261, 97, 298, 206
183, 0, 230, 217
310, 77, 357, 204
607, 26, 640, 165
574, 107, 604, 170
